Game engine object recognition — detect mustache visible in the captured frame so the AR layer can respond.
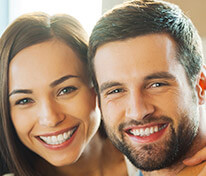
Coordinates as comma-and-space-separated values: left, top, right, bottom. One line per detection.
118, 116, 173, 132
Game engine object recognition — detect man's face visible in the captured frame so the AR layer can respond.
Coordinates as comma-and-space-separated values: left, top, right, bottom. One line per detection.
94, 34, 199, 171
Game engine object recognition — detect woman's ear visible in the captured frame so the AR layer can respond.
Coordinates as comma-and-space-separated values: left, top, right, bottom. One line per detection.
96, 95, 103, 120
96, 96, 101, 109
196, 65, 206, 105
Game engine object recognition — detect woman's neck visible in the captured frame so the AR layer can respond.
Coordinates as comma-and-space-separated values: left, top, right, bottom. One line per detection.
49, 131, 128, 176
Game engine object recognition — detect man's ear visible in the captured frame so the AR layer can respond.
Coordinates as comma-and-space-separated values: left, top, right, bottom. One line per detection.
196, 65, 206, 105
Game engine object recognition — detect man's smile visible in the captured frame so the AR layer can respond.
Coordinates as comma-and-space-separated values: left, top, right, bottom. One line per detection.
124, 123, 169, 143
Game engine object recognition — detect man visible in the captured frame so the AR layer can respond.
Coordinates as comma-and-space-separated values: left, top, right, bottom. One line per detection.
88, 0, 206, 175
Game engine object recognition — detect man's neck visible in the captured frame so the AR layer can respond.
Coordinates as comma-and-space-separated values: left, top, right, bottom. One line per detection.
141, 161, 184, 176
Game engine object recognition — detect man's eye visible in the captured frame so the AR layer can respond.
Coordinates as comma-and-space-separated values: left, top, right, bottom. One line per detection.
107, 88, 124, 95
58, 86, 77, 96
150, 82, 168, 88
15, 98, 34, 105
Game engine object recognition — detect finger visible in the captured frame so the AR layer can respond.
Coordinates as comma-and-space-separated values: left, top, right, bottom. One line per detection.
183, 147, 206, 166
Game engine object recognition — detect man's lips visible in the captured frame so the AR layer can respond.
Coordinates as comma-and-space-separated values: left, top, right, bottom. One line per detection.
124, 123, 169, 143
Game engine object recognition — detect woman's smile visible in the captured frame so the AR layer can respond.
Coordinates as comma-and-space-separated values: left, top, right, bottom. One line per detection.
37, 124, 79, 149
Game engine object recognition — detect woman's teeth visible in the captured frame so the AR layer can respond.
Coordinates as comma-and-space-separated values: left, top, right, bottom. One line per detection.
39, 127, 76, 145
129, 124, 167, 137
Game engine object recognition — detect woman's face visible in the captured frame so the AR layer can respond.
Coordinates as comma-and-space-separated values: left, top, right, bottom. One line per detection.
9, 40, 100, 166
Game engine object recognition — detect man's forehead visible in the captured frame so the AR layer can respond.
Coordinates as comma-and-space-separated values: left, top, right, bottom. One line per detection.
94, 33, 178, 82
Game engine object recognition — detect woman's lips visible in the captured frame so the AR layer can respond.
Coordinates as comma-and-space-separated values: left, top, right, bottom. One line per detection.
36, 125, 79, 150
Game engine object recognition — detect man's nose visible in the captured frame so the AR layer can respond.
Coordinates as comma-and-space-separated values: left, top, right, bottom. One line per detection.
125, 91, 154, 120
38, 99, 65, 127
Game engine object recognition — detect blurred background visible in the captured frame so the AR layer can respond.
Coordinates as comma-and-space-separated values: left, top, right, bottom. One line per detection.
103, 0, 206, 61
102, 0, 206, 62
0, 0, 205, 61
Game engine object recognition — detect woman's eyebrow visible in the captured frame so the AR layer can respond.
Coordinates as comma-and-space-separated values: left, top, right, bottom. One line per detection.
9, 89, 32, 97
9, 75, 80, 97
50, 75, 79, 88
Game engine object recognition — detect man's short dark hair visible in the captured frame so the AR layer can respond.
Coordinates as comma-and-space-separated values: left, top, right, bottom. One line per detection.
88, 0, 204, 93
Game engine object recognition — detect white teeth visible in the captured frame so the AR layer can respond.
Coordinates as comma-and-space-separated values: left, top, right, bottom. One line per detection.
140, 128, 144, 136
63, 132, 68, 139
130, 124, 166, 137
51, 136, 57, 143
159, 124, 167, 130
136, 130, 140, 136
145, 128, 150, 136
131, 129, 140, 135
154, 126, 158, 132
150, 127, 154, 134
39, 127, 76, 145
135, 129, 140, 136
57, 134, 63, 141
67, 130, 72, 137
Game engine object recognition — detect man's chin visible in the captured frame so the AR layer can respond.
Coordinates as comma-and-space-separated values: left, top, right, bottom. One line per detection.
126, 154, 171, 171
112, 134, 181, 171
122, 145, 175, 171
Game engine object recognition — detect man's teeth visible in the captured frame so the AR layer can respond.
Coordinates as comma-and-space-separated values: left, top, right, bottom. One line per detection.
39, 128, 76, 145
129, 124, 167, 137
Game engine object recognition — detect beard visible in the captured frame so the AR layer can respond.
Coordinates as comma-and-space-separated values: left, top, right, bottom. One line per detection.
103, 115, 199, 171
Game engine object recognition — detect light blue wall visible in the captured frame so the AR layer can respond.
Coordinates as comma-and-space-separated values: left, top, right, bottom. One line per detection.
0, 0, 9, 36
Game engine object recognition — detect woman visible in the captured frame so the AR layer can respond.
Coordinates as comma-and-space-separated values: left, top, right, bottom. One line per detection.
0, 13, 127, 176
0, 12, 206, 176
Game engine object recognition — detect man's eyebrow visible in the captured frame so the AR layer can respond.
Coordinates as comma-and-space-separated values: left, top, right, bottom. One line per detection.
100, 82, 123, 93
50, 75, 79, 88
9, 89, 32, 97
144, 72, 176, 81
99, 72, 175, 93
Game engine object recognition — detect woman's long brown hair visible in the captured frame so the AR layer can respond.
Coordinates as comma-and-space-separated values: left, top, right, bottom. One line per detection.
0, 12, 88, 176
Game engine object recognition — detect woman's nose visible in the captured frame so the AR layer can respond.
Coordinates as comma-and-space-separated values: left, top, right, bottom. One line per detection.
38, 100, 65, 127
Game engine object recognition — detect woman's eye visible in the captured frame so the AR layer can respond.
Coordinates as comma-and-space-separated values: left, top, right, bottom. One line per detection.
58, 86, 77, 96
15, 98, 34, 105
107, 88, 124, 95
